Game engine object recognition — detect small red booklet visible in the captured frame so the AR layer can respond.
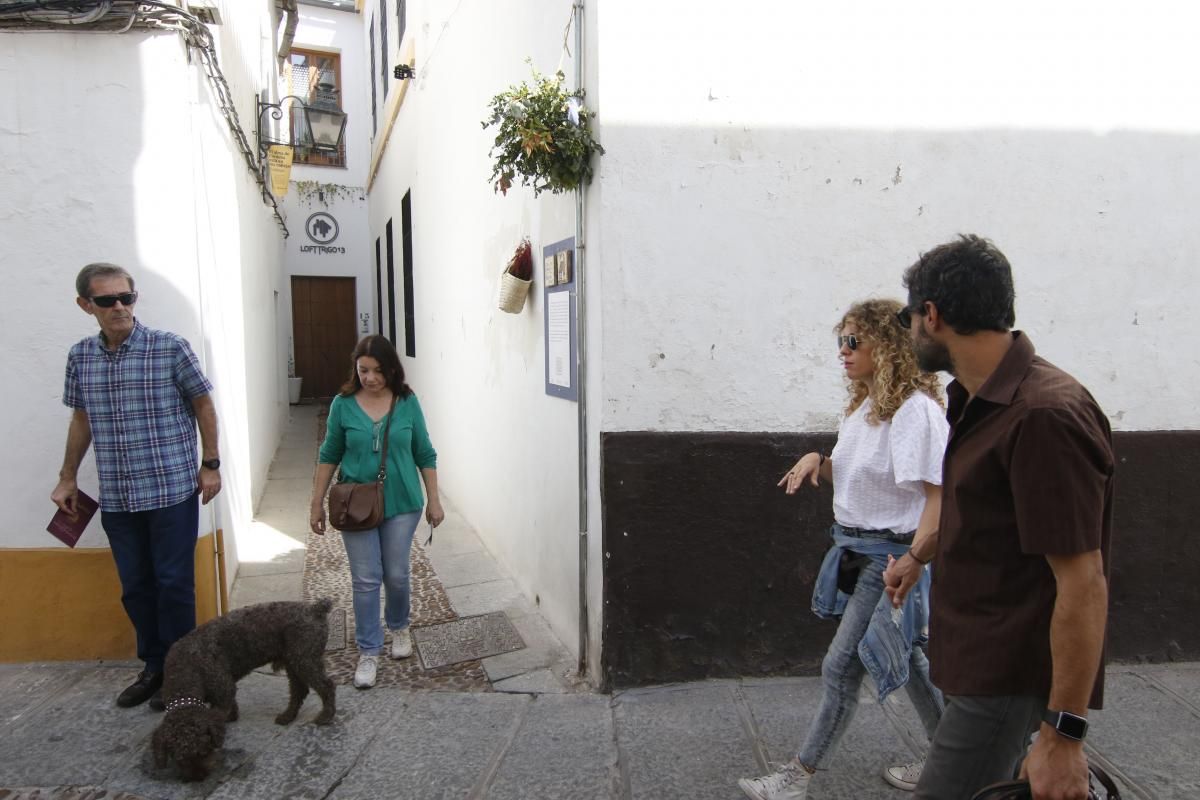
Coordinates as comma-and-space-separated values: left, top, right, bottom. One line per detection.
47, 490, 99, 548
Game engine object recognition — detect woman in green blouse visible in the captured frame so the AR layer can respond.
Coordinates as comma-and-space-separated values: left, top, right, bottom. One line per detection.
310, 335, 444, 689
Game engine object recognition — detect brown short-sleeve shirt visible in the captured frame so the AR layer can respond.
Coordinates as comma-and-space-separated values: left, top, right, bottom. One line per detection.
929, 332, 1114, 708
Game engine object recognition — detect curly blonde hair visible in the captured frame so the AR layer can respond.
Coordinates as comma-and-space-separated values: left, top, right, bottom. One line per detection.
838, 298, 944, 423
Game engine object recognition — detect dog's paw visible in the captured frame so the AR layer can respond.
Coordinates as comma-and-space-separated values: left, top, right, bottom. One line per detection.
274, 710, 298, 726
313, 709, 336, 726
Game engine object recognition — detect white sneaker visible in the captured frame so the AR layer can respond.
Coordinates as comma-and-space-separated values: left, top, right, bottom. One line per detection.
883, 756, 925, 791
738, 762, 811, 800
353, 654, 378, 689
390, 628, 413, 659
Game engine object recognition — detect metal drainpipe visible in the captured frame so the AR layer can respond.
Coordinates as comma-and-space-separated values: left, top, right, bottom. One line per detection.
573, 0, 590, 679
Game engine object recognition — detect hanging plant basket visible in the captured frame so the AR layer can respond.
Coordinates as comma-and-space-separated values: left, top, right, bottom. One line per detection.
482, 63, 605, 197
497, 238, 534, 314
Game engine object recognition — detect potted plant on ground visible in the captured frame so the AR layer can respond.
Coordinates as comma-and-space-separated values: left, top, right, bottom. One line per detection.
288, 351, 303, 404
482, 63, 605, 197
497, 238, 534, 314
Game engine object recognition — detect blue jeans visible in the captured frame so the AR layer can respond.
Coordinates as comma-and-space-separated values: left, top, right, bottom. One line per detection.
340, 511, 420, 654
101, 493, 199, 673
798, 532, 944, 769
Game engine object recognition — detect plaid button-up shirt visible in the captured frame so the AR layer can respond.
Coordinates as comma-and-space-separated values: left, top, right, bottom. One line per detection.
64, 320, 213, 512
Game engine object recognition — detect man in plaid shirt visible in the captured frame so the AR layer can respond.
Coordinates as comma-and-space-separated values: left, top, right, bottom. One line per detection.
51, 263, 222, 711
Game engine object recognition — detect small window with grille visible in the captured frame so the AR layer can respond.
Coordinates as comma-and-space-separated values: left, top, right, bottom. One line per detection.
288, 48, 346, 168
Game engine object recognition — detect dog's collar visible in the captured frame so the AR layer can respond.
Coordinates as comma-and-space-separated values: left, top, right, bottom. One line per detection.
164, 695, 209, 714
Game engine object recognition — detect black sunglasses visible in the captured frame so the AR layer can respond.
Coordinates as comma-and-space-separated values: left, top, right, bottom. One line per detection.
837, 334, 862, 351
90, 291, 138, 308
896, 303, 923, 328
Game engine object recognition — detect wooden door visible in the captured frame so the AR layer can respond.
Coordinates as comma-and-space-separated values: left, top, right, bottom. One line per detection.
292, 276, 357, 399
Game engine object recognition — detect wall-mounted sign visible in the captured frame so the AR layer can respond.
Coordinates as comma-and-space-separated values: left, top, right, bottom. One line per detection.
543, 237, 578, 402
267, 145, 293, 197
306, 212, 339, 244
300, 211, 346, 254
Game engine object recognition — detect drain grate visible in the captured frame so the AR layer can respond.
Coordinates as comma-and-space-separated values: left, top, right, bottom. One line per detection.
325, 607, 347, 652
412, 612, 525, 669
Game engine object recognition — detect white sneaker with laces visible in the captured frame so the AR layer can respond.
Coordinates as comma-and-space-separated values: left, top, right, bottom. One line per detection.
883, 756, 926, 791
353, 654, 378, 689
738, 761, 811, 800
391, 628, 413, 659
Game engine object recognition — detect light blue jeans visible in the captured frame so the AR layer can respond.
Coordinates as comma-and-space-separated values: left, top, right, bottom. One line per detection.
798, 533, 944, 769
340, 511, 421, 655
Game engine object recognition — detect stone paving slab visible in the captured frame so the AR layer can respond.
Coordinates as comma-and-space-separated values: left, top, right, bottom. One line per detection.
443, 579, 530, 619
0, 667, 161, 789
326, 691, 530, 799
481, 613, 572, 684
739, 678, 912, 799
613, 681, 755, 800
1087, 670, 1200, 799
0, 665, 85, 730
487, 694, 616, 799
1143, 663, 1200, 707
433, 551, 506, 589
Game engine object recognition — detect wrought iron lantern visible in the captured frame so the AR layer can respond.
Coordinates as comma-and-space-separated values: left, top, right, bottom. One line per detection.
255, 83, 348, 156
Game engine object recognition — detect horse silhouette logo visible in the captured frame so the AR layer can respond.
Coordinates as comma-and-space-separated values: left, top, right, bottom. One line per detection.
305, 212, 340, 245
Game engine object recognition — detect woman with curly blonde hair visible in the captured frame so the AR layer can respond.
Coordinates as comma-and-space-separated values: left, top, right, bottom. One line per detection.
739, 299, 948, 800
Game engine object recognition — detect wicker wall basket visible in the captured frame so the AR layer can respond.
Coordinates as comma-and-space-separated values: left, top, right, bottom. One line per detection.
497, 271, 533, 314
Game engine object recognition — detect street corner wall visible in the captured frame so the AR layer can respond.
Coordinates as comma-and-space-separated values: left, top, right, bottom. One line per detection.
593, 3, 1200, 686
601, 432, 839, 688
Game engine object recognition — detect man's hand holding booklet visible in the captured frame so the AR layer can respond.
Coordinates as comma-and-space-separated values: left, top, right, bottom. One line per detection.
47, 489, 99, 547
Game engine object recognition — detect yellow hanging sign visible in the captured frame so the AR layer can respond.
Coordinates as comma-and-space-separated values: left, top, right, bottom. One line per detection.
267, 145, 294, 198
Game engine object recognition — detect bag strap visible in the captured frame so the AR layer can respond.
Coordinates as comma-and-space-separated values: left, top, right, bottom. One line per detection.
376, 394, 398, 482
1088, 762, 1121, 799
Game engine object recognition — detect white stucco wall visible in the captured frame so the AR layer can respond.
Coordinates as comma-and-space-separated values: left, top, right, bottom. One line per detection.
595, 1, 1200, 434
367, 0, 587, 661
2, 7, 288, 581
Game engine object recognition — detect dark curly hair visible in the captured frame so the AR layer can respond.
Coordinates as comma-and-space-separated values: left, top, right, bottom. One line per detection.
339, 335, 413, 398
902, 234, 1015, 334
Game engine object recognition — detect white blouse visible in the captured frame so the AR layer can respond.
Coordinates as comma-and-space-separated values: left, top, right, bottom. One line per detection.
830, 391, 949, 533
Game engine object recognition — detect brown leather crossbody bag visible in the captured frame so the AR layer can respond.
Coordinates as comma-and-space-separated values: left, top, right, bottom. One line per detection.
328, 396, 396, 532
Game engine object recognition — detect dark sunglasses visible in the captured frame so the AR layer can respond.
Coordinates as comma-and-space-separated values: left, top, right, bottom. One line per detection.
90, 291, 138, 308
896, 303, 923, 328
837, 334, 862, 351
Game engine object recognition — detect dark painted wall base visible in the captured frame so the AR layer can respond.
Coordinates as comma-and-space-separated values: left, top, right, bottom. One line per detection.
600, 430, 1200, 690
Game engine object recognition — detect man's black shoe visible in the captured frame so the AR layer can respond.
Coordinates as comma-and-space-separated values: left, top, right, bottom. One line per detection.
148, 689, 165, 712
116, 670, 162, 708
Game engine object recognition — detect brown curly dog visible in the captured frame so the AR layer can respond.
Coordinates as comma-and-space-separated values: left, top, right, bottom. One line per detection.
151, 598, 337, 781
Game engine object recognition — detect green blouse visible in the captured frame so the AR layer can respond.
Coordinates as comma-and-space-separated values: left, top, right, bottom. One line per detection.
318, 392, 438, 518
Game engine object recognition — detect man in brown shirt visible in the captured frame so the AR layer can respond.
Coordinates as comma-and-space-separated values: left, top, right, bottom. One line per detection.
884, 235, 1113, 800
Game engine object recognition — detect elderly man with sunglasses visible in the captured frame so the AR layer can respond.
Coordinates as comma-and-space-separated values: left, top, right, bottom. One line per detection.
51, 262, 222, 711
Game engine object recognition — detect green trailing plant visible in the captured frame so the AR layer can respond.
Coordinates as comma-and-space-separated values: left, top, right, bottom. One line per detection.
506, 238, 533, 280
293, 180, 365, 207
482, 63, 605, 196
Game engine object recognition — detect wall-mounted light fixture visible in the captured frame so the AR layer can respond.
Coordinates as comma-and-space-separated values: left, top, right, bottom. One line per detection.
256, 82, 348, 156
393, 64, 416, 81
